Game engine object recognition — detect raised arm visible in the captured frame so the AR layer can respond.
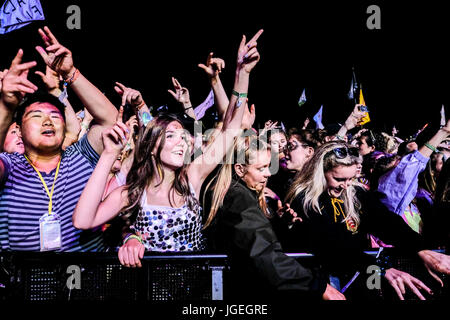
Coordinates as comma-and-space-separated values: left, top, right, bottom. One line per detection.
35, 26, 117, 154
188, 29, 264, 194
0, 49, 37, 151
335, 104, 366, 140
72, 107, 130, 230
198, 53, 229, 121
419, 119, 450, 158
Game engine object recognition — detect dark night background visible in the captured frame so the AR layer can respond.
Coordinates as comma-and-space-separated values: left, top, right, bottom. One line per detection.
1, 0, 449, 140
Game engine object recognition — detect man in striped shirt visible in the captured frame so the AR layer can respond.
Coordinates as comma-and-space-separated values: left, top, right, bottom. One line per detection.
0, 27, 118, 252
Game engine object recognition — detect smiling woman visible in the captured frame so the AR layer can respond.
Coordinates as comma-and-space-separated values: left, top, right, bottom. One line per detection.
284, 141, 450, 300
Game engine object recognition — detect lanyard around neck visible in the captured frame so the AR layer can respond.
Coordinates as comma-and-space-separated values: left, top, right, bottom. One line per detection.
24, 154, 62, 216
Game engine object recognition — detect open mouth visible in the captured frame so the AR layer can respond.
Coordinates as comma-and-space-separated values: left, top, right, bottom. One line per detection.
172, 150, 184, 156
41, 129, 55, 136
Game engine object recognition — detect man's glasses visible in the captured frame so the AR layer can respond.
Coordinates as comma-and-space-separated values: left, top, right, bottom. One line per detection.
328, 146, 360, 159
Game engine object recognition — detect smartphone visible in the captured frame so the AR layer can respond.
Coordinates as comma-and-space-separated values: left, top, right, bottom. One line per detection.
358, 105, 369, 112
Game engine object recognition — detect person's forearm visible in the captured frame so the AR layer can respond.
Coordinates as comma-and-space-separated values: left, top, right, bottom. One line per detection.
63, 98, 81, 138
183, 102, 197, 120
222, 70, 249, 131
210, 75, 229, 121
336, 125, 348, 140
73, 152, 117, 229
420, 128, 449, 158
68, 71, 117, 126
0, 102, 14, 151
136, 103, 152, 127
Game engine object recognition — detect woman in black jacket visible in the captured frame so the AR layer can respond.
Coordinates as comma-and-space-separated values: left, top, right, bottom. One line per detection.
285, 141, 450, 300
203, 134, 344, 300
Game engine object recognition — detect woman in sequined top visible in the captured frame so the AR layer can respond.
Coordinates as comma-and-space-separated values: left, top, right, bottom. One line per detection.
73, 29, 264, 267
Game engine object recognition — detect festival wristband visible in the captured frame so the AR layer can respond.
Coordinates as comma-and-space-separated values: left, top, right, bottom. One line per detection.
232, 90, 248, 99
123, 234, 143, 245
424, 142, 438, 153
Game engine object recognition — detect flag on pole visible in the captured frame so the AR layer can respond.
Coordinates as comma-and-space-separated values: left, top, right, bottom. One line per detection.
298, 88, 307, 107
441, 105, 446, 127
313, 105, 324, 129
0, 0, 45, 34
358, 87, 371, 126
194, 89, 215, 120
348, 68, 358, 101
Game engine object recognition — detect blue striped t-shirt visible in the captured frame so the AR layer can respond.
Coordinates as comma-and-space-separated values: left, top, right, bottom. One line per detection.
0, 134, 106, 252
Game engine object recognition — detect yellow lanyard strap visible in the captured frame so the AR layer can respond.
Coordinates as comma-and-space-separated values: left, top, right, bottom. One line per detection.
24, 155, 61, 216
331, 197, 357, 232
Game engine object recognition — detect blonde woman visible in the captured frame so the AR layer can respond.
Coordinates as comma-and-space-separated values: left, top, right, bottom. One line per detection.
203, 134, 345, 301
286, 141, 450, 300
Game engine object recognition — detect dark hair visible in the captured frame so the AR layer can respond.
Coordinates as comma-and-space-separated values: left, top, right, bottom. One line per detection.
288, 128, 321, 149
360, 130, 384, 151
15, 90, 66, 126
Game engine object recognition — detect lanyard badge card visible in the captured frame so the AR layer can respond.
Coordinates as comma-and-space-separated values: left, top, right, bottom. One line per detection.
24, 155, 63, 251
39, 212, 62, 251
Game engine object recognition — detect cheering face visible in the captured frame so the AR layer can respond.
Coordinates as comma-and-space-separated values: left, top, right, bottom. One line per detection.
21, 102, 65, 154
3, 122, 24, 154
236, 150, 272, 192
157, 121, 189, 170
324, 164, 358, 198
285, 137, 313, 172
357, 137, 375, 156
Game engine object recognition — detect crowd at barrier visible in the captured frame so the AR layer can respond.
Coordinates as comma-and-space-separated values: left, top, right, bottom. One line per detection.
0, 26, 450, 301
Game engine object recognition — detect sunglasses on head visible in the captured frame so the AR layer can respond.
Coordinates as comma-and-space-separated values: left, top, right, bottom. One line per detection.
328, 146, 360, 159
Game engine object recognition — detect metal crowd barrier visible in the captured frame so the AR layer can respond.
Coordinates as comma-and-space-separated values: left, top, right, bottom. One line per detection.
0, 250, 448, 301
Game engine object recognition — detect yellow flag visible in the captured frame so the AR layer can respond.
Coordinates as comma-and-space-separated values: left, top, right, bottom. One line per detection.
359, 88, 371, 125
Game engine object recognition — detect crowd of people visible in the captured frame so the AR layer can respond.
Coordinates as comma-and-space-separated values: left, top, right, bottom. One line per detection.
1, 26, 450, 301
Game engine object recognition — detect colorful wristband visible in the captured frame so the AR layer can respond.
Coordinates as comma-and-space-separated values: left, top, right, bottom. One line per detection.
123, 234, 143, 245
232, 90, 248, 99
424, 142, 438, 153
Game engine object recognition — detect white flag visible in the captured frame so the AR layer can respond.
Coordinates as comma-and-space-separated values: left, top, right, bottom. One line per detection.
298, 88, 306, 107
441, 105, 446, 127
194, 89, 215, 120
313, 105, 324, 129
0, 0, 45, 34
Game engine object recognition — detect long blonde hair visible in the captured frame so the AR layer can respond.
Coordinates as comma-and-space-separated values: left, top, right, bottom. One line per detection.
285, 141, 363, 229
203, 133, 271, 228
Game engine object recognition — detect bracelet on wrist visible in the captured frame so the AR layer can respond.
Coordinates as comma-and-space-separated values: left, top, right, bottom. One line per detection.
63, 68, 80, 87
232, 90, 248, 99
424, 142, 438, 153
123, 234, 143, 245
135, 101, 146, 111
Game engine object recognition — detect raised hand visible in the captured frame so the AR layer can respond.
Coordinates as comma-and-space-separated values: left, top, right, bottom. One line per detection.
101, 106, 130, 156
35, 26, 75, 79
114, 82, 145, 109
35, 65, 61, 95
242, 102, 256, 130
237, 29, 264, 73
1, 49, 37, 108
344, 104, 366, 131
198, 52, 226, 78
168, 77, 191, 106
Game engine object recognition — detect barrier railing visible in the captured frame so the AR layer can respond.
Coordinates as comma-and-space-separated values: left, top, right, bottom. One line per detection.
0, 250, 448, 301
